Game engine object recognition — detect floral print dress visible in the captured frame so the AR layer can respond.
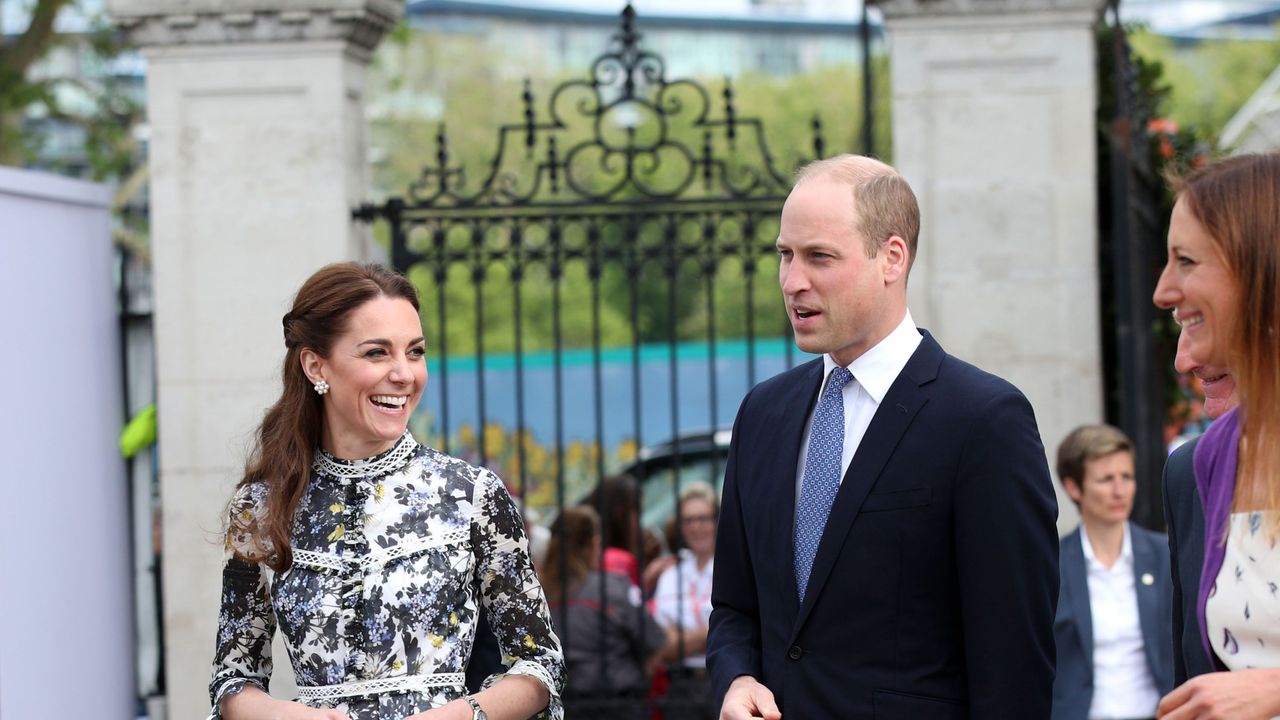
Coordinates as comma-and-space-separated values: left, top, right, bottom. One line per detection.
209, 432, 564, 719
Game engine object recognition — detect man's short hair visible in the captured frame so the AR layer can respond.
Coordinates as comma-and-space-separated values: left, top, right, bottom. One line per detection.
795, 154, 920, 270
1055, 424, 1134, 487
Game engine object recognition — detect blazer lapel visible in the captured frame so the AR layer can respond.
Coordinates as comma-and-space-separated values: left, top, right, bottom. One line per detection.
790, 332, 941, 636
1131, 524, 1162, 676
1062, 530, 1094, 662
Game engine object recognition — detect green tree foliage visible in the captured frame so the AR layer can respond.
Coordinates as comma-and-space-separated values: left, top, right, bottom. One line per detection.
0, 0, 140, 177
1128, 25, 1280, 143
368, 27, 890, 357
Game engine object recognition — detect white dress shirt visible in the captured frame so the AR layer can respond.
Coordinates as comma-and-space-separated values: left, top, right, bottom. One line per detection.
1081, 523, 1161, 720
795, 310, 922, 495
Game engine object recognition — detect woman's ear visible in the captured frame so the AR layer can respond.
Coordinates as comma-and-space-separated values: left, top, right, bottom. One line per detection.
299, 348, 325, 385
1062, 477, 1084, 504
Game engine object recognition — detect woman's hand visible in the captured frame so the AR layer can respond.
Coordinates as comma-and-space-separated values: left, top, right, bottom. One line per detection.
277, 706, 351, 720
405, 698, 472, 720
1157, 668, 1280, 720
220, 685, 351, 720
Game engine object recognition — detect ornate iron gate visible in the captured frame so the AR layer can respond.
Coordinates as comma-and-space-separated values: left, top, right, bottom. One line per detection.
355, 5, 867, 716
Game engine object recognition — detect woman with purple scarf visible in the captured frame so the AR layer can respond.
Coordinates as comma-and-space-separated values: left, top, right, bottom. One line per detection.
1153, 152, 1280, 720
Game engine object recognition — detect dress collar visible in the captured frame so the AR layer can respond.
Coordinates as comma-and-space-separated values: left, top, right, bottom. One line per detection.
313, 431, 419, 480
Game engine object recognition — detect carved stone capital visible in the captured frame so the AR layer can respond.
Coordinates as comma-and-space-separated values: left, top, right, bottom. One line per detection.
877, 0, 1104, 23
106, 0, 402, 57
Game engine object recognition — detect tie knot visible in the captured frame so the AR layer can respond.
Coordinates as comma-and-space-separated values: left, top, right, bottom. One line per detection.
828, 366, 853, 393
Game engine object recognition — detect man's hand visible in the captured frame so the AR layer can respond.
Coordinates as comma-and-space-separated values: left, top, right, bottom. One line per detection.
719, 675, 781, 720
1157, 668, 1280, 720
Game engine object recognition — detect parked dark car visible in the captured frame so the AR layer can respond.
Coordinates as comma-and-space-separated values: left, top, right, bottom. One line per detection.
622, 429, 731, 531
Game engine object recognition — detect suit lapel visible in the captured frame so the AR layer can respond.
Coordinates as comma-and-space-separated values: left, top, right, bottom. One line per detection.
765, 359, 824, 614
789, 333, 941, 637
1062, 530, 1094, 662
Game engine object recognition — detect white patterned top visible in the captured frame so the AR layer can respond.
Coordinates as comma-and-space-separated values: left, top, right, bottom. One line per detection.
1205, 511, 1280, 670
209, 432, 564, 720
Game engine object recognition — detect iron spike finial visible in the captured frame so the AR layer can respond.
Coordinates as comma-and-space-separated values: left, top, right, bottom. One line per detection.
523, 78, 536, 156
812, 114, 826, 159
617, 3, 640, 57
436, 124, 449, 168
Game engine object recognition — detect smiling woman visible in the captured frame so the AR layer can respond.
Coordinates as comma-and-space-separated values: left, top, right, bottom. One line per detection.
209, 263, 564, 720
1151, 152, 1280, 719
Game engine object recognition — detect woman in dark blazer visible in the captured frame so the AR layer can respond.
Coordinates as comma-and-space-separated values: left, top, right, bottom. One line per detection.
1051, 425, 1172, 720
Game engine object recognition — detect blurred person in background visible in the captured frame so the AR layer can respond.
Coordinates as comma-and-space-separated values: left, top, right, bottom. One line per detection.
1051, 424, 1172, 720
652, 483, 718, 669
543, 506, 666, 712
1152, 152, 1280, 719
1163, 330, 1234, 685
584, 474, 644, 584
209, 263, 562, 720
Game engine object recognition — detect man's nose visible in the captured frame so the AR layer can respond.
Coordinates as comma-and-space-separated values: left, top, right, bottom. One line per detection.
781, 262, 809, 294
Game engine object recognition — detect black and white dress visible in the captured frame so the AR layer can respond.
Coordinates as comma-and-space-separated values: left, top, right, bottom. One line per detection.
209, 431, 564, 720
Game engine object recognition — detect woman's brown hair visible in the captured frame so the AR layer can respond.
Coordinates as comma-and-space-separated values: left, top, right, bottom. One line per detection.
542, 506, 600, 603
229, 262, 420, 572
583, 473, 640, 556
1177, 152, 1280, 530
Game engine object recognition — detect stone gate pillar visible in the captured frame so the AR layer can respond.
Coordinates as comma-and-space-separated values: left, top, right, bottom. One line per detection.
105, 2, 401, 716
879, 0, 1106, 533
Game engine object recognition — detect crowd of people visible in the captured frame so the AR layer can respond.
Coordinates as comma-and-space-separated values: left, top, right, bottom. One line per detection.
204, 150, 1280, 720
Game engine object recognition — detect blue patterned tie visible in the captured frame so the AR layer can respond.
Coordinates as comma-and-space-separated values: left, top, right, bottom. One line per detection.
794, 366, 853, 602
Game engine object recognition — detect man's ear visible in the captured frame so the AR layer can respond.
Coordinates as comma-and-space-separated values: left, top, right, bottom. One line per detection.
1062, 477, 1084, 504
300, 348, 325, 385
881, 235, 909, 285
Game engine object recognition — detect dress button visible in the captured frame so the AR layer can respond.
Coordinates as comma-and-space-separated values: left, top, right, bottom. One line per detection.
788, 645, 802, 660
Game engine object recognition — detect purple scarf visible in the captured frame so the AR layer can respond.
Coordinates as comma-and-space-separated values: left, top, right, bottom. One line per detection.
1192, 406, 1240, 671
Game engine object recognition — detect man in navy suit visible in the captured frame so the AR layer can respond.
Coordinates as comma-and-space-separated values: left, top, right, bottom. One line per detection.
1051, 424, 1173, 720
1163, 331, 1234, 685
706, 154, 1059, 720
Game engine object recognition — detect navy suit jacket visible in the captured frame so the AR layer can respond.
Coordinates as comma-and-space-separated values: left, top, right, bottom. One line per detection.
707, 330, 1059, 720
1050, 524, 1174, 720
1162, 438, 1217, 683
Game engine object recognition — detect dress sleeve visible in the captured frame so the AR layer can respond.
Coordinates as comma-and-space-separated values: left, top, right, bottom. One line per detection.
207, 483, 276, 720
471, 469, 566, 719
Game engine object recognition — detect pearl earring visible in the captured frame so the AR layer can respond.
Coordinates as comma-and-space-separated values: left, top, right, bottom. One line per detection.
314, 379, 329, 396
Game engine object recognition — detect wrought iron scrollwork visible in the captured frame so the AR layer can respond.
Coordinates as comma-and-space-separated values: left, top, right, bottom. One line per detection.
354, 3, 821, 218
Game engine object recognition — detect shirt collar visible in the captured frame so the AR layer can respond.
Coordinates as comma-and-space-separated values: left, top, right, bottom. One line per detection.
1079, 521, 1133, 569
822, 310, 922, 404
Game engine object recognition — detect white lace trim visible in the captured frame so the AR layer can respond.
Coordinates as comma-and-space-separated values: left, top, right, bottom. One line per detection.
291, 530, 470, 574
296, 672, 466, 702
313, 431, 418, 480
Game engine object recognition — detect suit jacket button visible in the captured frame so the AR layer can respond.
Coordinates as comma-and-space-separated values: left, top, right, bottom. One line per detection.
788, 646, 802, 660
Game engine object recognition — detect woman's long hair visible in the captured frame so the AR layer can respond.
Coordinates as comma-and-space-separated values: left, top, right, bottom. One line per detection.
230, 262, 420, 572
583, 474, 640, 555
542, 506, 600, 603
1177, 152, 1280, 530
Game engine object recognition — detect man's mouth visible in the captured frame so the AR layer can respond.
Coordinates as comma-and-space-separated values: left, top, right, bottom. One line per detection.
794, 308, 819, 320
1195, 369, 1229, 386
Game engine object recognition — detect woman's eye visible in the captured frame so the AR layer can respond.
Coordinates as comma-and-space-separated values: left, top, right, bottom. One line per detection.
409, 347, 426, 358
364, 349, 387, 358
